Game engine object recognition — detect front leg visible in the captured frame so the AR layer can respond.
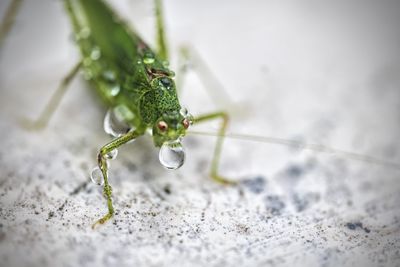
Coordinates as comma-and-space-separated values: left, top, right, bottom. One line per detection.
194, 111, 236, 185
92, 129, 143, 229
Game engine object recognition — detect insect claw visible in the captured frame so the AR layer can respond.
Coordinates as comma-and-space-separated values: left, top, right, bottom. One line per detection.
91, 213, 113, 229
211, 174, 237, 186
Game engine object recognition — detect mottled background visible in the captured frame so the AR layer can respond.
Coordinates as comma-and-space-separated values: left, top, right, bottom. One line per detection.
0, 0, 399, 266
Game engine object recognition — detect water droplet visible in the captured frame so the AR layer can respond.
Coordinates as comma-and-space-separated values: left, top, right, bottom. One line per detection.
162, 60, 170, 67
143, 52, 155, 64
103, 106, 133, 137
159, 140, 185, 170
180, 107, 188, 116
78, 27, 91, 39
90, 47, 101, 60
105, 149, 118, 160
109, 85, 120, 96
159, 77, 172, 90
143, 57, 154, 64
102, 70, 116, 82
90, 167, 104, 186
180, 107, 193, 125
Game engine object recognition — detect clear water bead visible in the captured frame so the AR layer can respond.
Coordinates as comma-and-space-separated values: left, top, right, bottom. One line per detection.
143, 52, 155, 64
180, 107, 188, 116
105, 149, 118, 160
90, 167, 104, 186
77, 27, 90, 40
143, 57, 154, 64
159, 140, 185, 170
102, 70, 116, 82
90, 47, 101, 60
103, 107, 131, 137
109, 85, 120, 96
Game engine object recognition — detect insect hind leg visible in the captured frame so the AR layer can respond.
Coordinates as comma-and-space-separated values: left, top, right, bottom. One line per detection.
21, 61, 82, 130
154, 0, 168, 61
0, 0, 23, 49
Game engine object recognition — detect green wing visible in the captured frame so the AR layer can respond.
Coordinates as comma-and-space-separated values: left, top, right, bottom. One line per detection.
65, 0, 144, 68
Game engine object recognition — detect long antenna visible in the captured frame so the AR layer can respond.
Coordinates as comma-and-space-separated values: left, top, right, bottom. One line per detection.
188, 130, 400, 170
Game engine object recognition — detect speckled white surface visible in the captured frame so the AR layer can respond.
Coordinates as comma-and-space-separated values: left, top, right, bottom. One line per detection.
0, 1, 400, 267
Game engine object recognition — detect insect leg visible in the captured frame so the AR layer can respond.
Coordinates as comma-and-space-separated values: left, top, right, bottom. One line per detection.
154, 0, 168, 61
193, 111, 236, 185
0, 0, 23, 49
92, 129, 143, 229
25, 61, 82, 130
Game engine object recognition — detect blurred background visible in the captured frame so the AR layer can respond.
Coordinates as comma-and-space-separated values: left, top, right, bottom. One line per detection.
0, 0, 399, 266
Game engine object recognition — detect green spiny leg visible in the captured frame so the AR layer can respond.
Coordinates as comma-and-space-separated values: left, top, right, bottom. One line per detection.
23, 61, 82, 130
154, 0, 168, 61
92, 129, 143, 229
0, 0, 23, 49
194, 111, 236, 185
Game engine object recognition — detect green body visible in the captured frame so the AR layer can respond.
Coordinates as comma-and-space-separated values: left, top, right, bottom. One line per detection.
65, 0, 183, 145
61, 0, 229, 227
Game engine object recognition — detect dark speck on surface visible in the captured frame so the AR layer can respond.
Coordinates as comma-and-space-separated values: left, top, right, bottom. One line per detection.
346, 222, 371, 233
286, 165, 305, 178
264, 195, 286, 215
163, 184, 171, 195
241, 176, 266, 194
292, 192, 320, 212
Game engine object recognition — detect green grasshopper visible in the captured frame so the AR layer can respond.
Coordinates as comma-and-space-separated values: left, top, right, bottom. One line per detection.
1, 0, 399, 229
1, 0, 232, 228
64, 0, 235, 228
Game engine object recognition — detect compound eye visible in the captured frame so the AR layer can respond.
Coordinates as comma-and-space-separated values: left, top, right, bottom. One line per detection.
158, 121, 168, 132
182, 118, 190, 129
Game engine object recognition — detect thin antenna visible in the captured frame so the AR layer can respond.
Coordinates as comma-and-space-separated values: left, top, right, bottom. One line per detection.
188, 130, 400, 170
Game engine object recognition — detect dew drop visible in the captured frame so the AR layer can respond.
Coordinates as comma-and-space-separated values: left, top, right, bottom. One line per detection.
143, 57, 155, 64
162, 60, 170, 67
90, 167, 104, 186
90, 47, 101, 60
102, 70, 116, 82
180, 107, 188, 116
159, 77, 172, 90
180, 107, 193, 125
143, 52, 155, 64
78, 27, 91, 39
109, 85, 120, 96
105, 149, 118, 160
159, 140, 185, 170
103, 106, 133, 137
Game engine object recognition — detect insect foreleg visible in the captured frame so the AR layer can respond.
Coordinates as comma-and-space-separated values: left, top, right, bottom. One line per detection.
193, 111, 236, 185
92, 129, 144, 229
25, 61, 82, 130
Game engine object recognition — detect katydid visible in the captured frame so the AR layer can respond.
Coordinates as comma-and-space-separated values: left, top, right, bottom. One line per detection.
1, 0, 399, 229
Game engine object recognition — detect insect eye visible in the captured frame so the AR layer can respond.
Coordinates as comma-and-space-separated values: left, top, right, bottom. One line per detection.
158, 121, 168, 132
182, 118, 190, 129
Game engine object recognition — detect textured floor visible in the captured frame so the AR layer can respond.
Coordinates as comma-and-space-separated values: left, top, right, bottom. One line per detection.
0, 1, 400, 267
